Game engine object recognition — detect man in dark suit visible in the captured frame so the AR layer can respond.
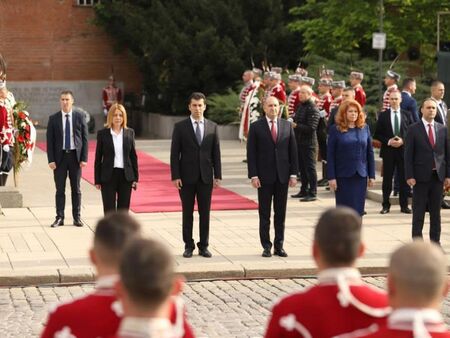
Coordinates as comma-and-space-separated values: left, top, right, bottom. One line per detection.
400, 77, 419, 122
170, 92, 221, 258
46, 90, 88, 227
247, 96, 298, 257
405, 98, 450, 244
374, 90, 412, 214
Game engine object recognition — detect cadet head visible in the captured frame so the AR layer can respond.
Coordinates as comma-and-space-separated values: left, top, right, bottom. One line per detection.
90, 212, 141, 271
313, 207, 364, 269
242, 70, 254, 83
118, 238, 182, 314
388, 242, 448, 309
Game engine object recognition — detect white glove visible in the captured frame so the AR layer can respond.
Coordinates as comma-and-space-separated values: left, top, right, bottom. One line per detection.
103, 108, 108, 116
2, 145, 9, 152
319, 110, 327, 118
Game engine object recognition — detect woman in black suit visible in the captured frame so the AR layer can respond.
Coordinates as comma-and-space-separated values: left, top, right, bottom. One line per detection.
95, 103, 138, 214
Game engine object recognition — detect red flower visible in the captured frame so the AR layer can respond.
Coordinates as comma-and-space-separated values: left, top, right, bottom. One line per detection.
17, 135, 24, 143
18, 112, 26, 120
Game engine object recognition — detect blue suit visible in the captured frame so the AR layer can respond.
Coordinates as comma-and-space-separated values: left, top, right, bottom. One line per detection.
327, 124, 375, 215
401, 91, 419, 122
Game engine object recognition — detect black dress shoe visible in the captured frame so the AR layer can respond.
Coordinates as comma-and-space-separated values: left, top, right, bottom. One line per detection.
183, 248, 194, 258
73, 219, 85, 227
274, 248, 288, 257
442, 200, 450, 209
50, 217, 64, 228
262, 248, 272, 257
291, 192, 307, 198
401, 207, 412, 214
317, 179, 328, 187
300, 195, 317, 202
380, 207, 390, 214
199, 248, 212, 258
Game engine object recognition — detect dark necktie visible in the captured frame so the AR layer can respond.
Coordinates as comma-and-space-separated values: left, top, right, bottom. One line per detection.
195, 121, 202, 145
271, 120, 277, 143
393, 110, 400, 136
65, 114, 71, 150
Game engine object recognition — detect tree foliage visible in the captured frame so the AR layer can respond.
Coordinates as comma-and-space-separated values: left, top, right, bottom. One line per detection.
94, 0, 303, 114
289, 0, 450, 60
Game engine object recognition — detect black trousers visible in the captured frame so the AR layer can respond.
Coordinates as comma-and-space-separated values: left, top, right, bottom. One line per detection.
100, 168, 132, 214
257, 181, 289, 250
412, 172, 443, 243
53, 151, 81, 220
179, 181, 213, 250
298, 144, 317, 195
382, 154, 408, 209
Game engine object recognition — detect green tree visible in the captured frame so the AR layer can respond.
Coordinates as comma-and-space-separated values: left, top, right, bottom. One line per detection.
289, 0, 450, 61
94, 0, 303, 115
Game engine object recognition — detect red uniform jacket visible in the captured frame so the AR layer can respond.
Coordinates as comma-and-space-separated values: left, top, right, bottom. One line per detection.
264, 268, 390, 338
317, 92, 333, 116
41, 276, 194, 338
288, 89, 301, 117
270, 84, 287, 104
354, 85, 367, 107
349, 309, 450, 338
330, 96, 343, 112
0, 105, 13, 146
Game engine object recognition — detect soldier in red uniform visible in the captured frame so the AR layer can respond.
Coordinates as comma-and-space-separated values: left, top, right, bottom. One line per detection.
383, 70, 400, 111
347, 242, 450, 338
350, 71, 366, 107
112, 238, 186, 338
316, 79, 333, 187
102, 75, 123, 117
319, 68, 335, 82
268, 72, 287, 117
264, 207, 390, 338
239, 70, 255, 110
330, 80, 346, 111
287, 75, 301, 118
41, 213, 194, 338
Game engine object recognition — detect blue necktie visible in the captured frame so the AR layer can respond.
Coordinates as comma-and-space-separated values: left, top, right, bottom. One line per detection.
65, 114, 70, 150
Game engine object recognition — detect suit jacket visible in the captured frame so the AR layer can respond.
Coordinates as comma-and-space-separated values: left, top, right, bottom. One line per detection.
247, 118, 298, 184
400, 91, 419, 122
170, 118, 221, 184
327, 124, 375, 179
46, 110, 88, 165
434, 100, 448, 126
94, 128, 139, 184
373, 108, 412, 158
405, 121, 450, 182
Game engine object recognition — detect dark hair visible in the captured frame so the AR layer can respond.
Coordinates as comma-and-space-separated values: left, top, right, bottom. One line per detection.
188, 92, 206, 104
314, 207, 362, 266
120, 238, 174, 310
401, 77, 415, 89
94, 211, 141, 266
60, 90, 74, 99
343, 87, 355, 93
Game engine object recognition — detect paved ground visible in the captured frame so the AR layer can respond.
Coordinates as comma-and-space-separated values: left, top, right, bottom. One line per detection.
0, 131, 449, 284
1, 277, 450, 338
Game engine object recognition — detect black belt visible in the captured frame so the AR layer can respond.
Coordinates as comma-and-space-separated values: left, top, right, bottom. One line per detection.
63, 149, 75, 153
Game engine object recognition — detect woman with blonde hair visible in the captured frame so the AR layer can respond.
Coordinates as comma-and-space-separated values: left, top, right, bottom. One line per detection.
327, 100, 375, 215
94, 103, 138, 214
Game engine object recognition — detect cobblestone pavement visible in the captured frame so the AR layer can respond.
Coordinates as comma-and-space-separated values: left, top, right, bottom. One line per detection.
1, 277, 450, 338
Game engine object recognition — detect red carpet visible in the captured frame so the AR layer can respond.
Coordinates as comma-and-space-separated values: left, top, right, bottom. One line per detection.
37, 142, 258, 213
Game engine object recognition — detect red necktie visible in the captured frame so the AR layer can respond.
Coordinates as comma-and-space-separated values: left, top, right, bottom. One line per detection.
428, 124, 435, 147
271, 120, 277, 143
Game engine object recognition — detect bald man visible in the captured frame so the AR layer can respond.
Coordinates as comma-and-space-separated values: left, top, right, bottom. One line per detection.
352, 242, 450, 337
247, 96, 298, 257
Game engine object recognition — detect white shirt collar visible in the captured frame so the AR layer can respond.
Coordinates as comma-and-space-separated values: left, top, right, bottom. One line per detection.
118, 317, 175, 338
422, 118, 434, 128
265, 116, 277, 124
317, 267, 361, 284
62, 110, 72, 116
190, 116, 204, 124
388, 308, 446, 336
110, 128, 124, 136
95, 274, 120, 290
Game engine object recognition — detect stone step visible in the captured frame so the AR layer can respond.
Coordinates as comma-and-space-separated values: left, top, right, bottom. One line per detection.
0, 187, 23, 208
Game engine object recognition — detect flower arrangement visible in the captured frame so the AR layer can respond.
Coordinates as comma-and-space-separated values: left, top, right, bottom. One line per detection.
12, 101, 36, 186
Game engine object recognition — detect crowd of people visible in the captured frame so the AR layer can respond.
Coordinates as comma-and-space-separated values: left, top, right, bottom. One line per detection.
238, 66, 450, 248
38, 208, 450, 338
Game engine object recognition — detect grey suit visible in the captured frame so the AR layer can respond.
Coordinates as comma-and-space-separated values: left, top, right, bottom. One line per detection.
46, 110, 88, 221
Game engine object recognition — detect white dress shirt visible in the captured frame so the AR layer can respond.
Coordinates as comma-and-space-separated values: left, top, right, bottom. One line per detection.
111, 128, 124, 169
190, 116, 204, 140
422, 118, 436, 143
61, 110, 75, 150
266, 116, 278, 135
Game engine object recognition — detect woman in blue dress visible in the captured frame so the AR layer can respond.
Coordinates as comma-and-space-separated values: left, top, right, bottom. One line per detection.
327, 99, 375, 215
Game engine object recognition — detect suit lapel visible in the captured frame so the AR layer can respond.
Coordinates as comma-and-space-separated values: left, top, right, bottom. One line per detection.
57, 111, 64, 140
419, 122, 434, 149
387, 110, 394, 136
187, 118, 200, 147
